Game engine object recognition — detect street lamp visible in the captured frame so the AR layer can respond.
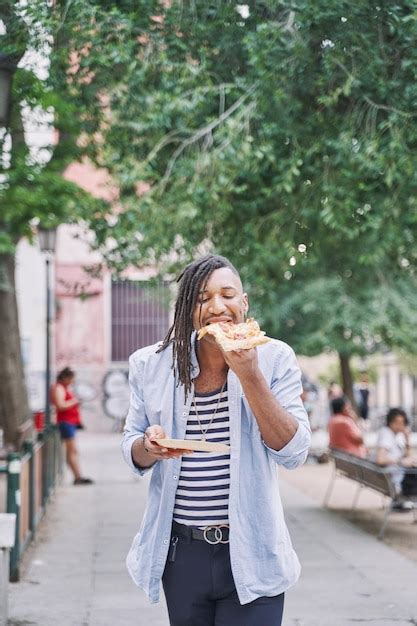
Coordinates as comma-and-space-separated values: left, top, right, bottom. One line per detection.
0, 54, 16, 128
38, 228, 57, 255
38, 226, 58, 426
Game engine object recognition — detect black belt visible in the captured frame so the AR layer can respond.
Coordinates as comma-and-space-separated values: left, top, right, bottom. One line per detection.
172, 520, 230, 545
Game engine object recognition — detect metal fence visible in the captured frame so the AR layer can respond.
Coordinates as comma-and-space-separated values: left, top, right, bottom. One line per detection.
0, 424, 63, 581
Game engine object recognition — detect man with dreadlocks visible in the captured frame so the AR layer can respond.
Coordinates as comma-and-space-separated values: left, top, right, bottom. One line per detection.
122, 254, 311, 626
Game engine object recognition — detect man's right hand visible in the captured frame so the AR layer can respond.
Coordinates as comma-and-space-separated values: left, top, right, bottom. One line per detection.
144, 425, 190, 460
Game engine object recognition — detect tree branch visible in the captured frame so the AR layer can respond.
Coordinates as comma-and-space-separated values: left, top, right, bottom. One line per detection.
158, 84, 257, 191
334, 60, 417, 118
362, 95, 417, 119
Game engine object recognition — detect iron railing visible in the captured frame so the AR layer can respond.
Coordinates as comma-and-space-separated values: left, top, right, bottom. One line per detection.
0, 424, 63, 581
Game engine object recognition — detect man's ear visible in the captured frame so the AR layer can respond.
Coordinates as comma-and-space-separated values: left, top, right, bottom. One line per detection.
243, 293, 249, 318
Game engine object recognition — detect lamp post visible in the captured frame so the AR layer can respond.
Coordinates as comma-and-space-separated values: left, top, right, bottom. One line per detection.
38, 227, 57, 426
0, 54, 17, 128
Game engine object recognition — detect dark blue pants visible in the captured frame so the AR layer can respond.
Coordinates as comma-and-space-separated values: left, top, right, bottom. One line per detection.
162, 526, 285, 626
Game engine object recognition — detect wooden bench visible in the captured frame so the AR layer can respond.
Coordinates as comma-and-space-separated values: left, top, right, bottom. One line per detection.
324, 449, 417, 539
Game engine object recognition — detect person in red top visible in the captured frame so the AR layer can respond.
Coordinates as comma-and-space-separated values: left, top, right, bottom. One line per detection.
51, 367, 93, 485
328, 396, 367, 458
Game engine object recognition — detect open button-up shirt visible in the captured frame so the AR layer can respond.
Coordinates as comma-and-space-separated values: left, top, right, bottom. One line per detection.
122, 335, 311, 605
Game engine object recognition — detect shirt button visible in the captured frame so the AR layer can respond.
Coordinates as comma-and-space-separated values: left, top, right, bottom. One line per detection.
182, 411, 187, 416
163, 539, 168, 545
173, 475, 178, 480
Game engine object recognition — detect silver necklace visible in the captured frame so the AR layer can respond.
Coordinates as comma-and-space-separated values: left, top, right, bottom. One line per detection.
192, 380, 227, 441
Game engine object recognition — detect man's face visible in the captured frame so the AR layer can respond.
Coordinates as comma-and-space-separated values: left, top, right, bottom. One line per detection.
390, 414, 407, 433
192, 267, 248, 334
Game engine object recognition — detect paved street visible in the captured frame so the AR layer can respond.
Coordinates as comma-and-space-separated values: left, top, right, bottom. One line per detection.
8, 431, 417, 626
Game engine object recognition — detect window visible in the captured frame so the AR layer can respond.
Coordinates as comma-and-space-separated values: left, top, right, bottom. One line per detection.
111, 280, 170, 361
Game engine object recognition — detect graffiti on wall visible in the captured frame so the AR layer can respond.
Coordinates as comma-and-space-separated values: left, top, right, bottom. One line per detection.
101, 369, 130, 422
70, 367, 130, 432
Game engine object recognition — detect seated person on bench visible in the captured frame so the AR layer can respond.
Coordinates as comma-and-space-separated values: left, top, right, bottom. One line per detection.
373, 408, 417, 507
328, 396, 367, 458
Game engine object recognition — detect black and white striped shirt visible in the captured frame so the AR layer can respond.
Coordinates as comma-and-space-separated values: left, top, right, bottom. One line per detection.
173, 385, 230, 528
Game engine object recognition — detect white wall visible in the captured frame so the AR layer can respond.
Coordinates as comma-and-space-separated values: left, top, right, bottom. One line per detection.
15, 237, 49, 411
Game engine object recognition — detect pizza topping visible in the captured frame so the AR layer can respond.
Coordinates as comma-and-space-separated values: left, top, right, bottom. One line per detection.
197, 318, 270, 351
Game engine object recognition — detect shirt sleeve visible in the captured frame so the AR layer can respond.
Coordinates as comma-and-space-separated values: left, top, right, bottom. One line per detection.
262, 344, 311, 469
121, 352, 154, 476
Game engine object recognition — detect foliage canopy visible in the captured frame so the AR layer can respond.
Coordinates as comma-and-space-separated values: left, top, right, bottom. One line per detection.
87, 0, 417, 361
2, 0, 417, 366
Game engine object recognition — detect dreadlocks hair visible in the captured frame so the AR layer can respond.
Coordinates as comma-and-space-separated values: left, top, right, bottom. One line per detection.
157, 254, 240, 398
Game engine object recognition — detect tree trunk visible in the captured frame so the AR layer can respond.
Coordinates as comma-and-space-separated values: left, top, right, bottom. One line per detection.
0, 252, 31, 448
338, 352, 356, 410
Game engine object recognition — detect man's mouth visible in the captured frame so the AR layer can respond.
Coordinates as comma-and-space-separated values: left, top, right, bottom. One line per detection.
205, 317, 233, 326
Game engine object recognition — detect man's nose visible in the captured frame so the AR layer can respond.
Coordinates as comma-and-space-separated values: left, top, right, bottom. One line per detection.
208, 294, 226, 314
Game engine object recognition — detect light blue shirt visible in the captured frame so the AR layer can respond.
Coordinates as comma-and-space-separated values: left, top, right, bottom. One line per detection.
122, 335, 311, 605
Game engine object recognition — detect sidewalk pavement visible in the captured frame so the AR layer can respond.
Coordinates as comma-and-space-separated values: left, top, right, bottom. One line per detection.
8, 431, 417, 626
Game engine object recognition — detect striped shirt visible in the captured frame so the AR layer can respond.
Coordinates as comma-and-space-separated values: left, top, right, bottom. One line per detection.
173, 385, 230, 528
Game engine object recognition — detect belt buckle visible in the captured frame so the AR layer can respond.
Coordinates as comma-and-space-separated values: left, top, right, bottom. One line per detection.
203, 524, 229, 545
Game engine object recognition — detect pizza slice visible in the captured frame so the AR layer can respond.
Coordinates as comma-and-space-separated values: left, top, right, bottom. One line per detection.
197, 317, 271, 352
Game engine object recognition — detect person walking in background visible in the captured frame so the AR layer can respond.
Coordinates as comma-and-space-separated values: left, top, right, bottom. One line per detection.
122, 254, 311, 626
355, 372, 370, 420
51, 367, 93, 485
328, 396, 367, 458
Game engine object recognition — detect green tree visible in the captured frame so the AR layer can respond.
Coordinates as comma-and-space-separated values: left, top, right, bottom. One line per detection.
0, 1, 109, 446
2, 1, 417, 446
86, 0, 417, 401
261, 272, 417, 405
